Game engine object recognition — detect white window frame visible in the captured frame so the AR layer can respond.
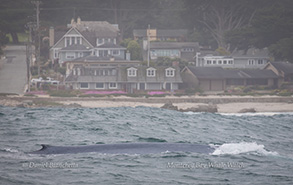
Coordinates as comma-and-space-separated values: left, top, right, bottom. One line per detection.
95, 83, 105, 89
147, 68, 156, 77
127, 68, 137, 77
258, 59, 264, 65
80, 83, 89, 89
112, 50, 120, 56
248, 59, 255, 65
165, 68, 175, 77
228, 60, 234, 65
109, 83, 117, 89
66, 52, 75, 59
53, 49, 59, 59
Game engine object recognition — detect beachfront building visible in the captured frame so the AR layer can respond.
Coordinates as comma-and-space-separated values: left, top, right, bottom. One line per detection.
196, 48, 270, 69
181, 66, 278, 91
65, 62, 182, 93
264, 62, 293, 83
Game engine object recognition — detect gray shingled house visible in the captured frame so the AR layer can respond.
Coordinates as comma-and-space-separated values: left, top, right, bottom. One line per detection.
65, 63, 182, 93
182, 66, 278, 91
49, 17, 126, 65
264, 62, 293, 83
197, 48, 270, 69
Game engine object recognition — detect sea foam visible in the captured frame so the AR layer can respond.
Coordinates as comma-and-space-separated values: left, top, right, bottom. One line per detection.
211, 142, 279, 156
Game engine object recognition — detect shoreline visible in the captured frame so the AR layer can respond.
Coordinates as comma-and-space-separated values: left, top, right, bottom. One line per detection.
0, 95, 293, 113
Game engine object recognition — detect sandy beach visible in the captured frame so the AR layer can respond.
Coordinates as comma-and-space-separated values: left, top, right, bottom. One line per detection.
1, 95, 292, 113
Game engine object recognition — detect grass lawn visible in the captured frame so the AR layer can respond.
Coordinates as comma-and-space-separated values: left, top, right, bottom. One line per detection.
7, 32, 29, 43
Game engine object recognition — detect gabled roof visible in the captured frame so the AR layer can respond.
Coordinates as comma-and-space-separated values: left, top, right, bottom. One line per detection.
150, 42, 199, 50
52, 27, 94, 49
268, 62, 293, 75
231, 48, 270, 58
76, 21, 119, 37
96, 42, 125, 49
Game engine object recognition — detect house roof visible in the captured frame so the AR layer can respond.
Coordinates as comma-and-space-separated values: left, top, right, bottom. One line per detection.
59, 44, 91, 51
269, 62, 293, 75
76, 21, 119, 37
53, 21, 119, 47
186, 66, 278, 79
231, 48, 270, 58
150, 42, 199, 50
96, 42, 126, 49
72, 54, 126, 61
133, 29, 188, 38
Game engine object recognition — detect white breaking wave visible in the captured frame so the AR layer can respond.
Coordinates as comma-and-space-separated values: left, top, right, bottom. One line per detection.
211, 142, 279, 156
3, 148, 19, 153
217, 112, 293, 117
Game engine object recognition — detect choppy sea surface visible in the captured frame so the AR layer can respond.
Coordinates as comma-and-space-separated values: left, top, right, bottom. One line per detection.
0, 106, 293, 184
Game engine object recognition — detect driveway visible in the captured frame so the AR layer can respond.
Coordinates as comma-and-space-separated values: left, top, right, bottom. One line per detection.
0, 45, 27, 94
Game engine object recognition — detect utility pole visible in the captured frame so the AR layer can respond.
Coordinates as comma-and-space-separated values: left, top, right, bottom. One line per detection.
25, 22, 36, 92
32, 1, 41, 76
147, 24, 150, 67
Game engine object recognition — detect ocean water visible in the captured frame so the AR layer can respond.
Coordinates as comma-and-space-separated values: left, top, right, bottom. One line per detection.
0, 106, 293, 184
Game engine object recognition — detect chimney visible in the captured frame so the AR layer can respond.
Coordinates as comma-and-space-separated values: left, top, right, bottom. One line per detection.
126, 52, 131, 61
49, 27, 54, 47
77, 17, 81, 25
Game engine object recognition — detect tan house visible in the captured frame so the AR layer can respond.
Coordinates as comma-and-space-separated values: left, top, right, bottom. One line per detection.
181, 66, 278, 91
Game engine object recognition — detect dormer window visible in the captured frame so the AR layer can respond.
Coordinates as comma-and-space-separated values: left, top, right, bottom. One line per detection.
127, 67, 137, 77
165, 67, 175, 77
147, 67, 156, 77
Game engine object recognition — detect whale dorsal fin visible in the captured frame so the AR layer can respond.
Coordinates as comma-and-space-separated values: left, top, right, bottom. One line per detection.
40, 144, 51, 150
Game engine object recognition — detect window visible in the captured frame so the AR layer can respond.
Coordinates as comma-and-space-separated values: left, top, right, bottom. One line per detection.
112, 50, 120, 55
96, 83, 104, 89
165, 68, 175, 77
109, 83, 117, 89
228, 60, 233, 65
223, 60, 227, 64
147, 68, 156, 77
218, 60, 222, 64
54, 49, 59, 59
76, 68, 81, 76
111, 69, 117, 76
248, 59, 255, 65
97, 38, 103, 45
258, 59, 264, 65
65, 37, 70, 47
99, 50, 109, 57
207, 60, 212, 65
213, 60, 217, 64
77, 37, 81, 45
80, 83, 89, 89
127, 68, 137, 77
66, 52, 75, 59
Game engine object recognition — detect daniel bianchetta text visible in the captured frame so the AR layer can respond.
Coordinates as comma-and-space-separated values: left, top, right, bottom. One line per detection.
167, 162, 244, 169
22, 162, 79, 169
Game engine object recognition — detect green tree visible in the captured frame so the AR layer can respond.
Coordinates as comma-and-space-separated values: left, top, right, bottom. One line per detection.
225, 0, 293, 61
127, 40, 142, 60
0, 0, 32, 43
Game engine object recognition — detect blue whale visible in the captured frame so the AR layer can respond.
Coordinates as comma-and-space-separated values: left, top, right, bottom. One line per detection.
29, 143, 215, 155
